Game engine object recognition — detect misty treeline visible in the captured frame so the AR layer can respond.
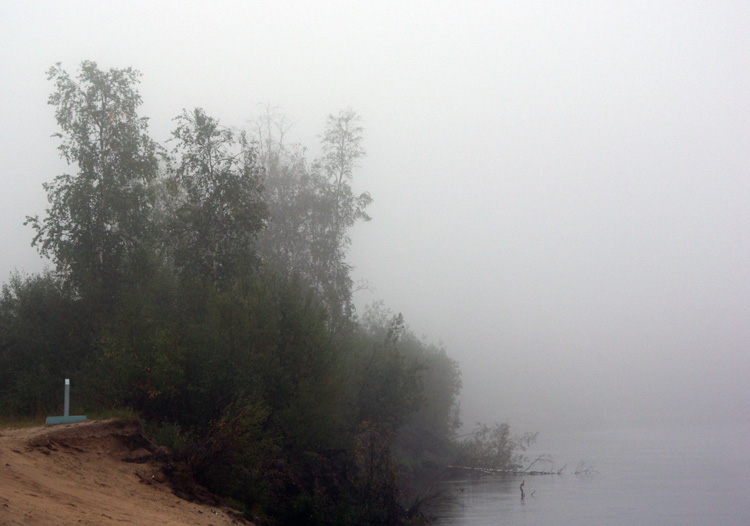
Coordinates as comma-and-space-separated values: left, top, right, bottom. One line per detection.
0, 61, 527, 525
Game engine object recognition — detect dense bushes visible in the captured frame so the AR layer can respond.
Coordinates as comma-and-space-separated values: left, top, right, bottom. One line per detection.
1, 267, 464, 523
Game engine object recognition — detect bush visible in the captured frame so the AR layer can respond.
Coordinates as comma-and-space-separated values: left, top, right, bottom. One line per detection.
457, 422, 536, 471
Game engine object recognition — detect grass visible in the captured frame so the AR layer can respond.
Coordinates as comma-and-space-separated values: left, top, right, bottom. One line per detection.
0, 414, 46, 430
84, 407, 141, 422
0, 407, 141, 430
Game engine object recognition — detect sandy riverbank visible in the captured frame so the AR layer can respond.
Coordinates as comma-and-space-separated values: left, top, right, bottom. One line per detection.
0, 418, 249, 525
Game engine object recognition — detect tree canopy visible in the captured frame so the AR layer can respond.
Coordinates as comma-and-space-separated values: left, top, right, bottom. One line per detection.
167, 107, 266, 284
26, 61, 160, 305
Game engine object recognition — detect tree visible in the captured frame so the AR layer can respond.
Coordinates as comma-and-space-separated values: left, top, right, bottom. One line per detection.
168, 108, 267, 284
251, 108, 371, 327
251, 106, 321, 281
26, 61, 160, 304
322, 109, 371, 236
318, 109, 372, 325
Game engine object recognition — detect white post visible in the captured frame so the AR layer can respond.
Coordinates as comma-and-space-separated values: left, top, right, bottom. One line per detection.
64, 379, 70, 417
46, 378, 86, 426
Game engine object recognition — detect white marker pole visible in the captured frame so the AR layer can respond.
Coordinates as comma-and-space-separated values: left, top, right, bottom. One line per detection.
46, 378, 86, 426
64, 378, 70, 417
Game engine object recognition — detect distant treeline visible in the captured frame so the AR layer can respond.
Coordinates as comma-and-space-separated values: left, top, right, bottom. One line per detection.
0, 61, 527, 525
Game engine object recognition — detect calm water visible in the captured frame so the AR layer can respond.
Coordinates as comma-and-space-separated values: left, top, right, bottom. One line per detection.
429, 424, 750, 525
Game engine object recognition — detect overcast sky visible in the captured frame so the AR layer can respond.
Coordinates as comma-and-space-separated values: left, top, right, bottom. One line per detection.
2, 1, 749, 432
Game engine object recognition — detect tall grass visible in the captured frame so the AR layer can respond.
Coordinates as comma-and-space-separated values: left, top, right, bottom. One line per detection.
0, 414, 45, 429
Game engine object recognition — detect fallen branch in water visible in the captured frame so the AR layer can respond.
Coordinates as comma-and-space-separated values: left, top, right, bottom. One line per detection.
444, 465, 560, 476
446, 456, 596, 476
523, 454, 555, 473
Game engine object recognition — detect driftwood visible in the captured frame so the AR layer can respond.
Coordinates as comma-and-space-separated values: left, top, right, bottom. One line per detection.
445, 465, 560, 476
446, 455, 594, 476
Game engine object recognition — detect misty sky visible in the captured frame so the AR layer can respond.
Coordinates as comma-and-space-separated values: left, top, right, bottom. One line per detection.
2, 1, 749, 432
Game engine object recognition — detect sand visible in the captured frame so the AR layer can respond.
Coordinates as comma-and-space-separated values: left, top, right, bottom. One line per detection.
0, 418, 250, 525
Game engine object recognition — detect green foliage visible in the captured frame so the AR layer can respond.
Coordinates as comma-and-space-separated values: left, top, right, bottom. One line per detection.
85, 406, 141, 421
26, 61, 160, 306
319, 109, 372, 326
0, 272, 94, 415
354, 311, 425, 431
188, 398, 272, 473
356, 303, 463, 498
253, 276, 347, 451
252, 108, 371, 329
167, 108, 267, 284
81, 262, 185, 417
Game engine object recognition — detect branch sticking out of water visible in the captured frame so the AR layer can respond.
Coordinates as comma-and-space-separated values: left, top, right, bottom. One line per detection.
574, 461, 596, 475
523, 454, 554, 473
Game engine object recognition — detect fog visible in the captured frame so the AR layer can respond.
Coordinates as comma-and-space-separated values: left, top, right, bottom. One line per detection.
2, 1, 749, 434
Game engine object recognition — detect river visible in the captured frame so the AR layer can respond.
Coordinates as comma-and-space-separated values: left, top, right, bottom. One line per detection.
428, 423, 750, 525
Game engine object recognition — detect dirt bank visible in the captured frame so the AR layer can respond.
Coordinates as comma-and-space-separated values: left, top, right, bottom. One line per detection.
0, 418, 250, 525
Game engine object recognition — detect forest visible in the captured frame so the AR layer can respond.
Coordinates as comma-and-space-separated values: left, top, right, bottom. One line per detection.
0, 62, 528, 525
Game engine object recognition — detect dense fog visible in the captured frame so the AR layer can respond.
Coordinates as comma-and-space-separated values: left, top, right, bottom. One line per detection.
2, 1, 749, 434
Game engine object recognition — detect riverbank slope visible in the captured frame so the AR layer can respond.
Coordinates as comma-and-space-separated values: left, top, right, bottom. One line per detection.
0, 418, 249, 525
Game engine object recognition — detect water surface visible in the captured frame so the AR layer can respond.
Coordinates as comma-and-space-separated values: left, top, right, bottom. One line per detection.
429, 424, 749, 525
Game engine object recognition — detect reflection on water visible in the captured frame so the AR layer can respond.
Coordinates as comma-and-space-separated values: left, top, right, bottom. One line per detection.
427, 472, 587, 526
427, 425, 750, 526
